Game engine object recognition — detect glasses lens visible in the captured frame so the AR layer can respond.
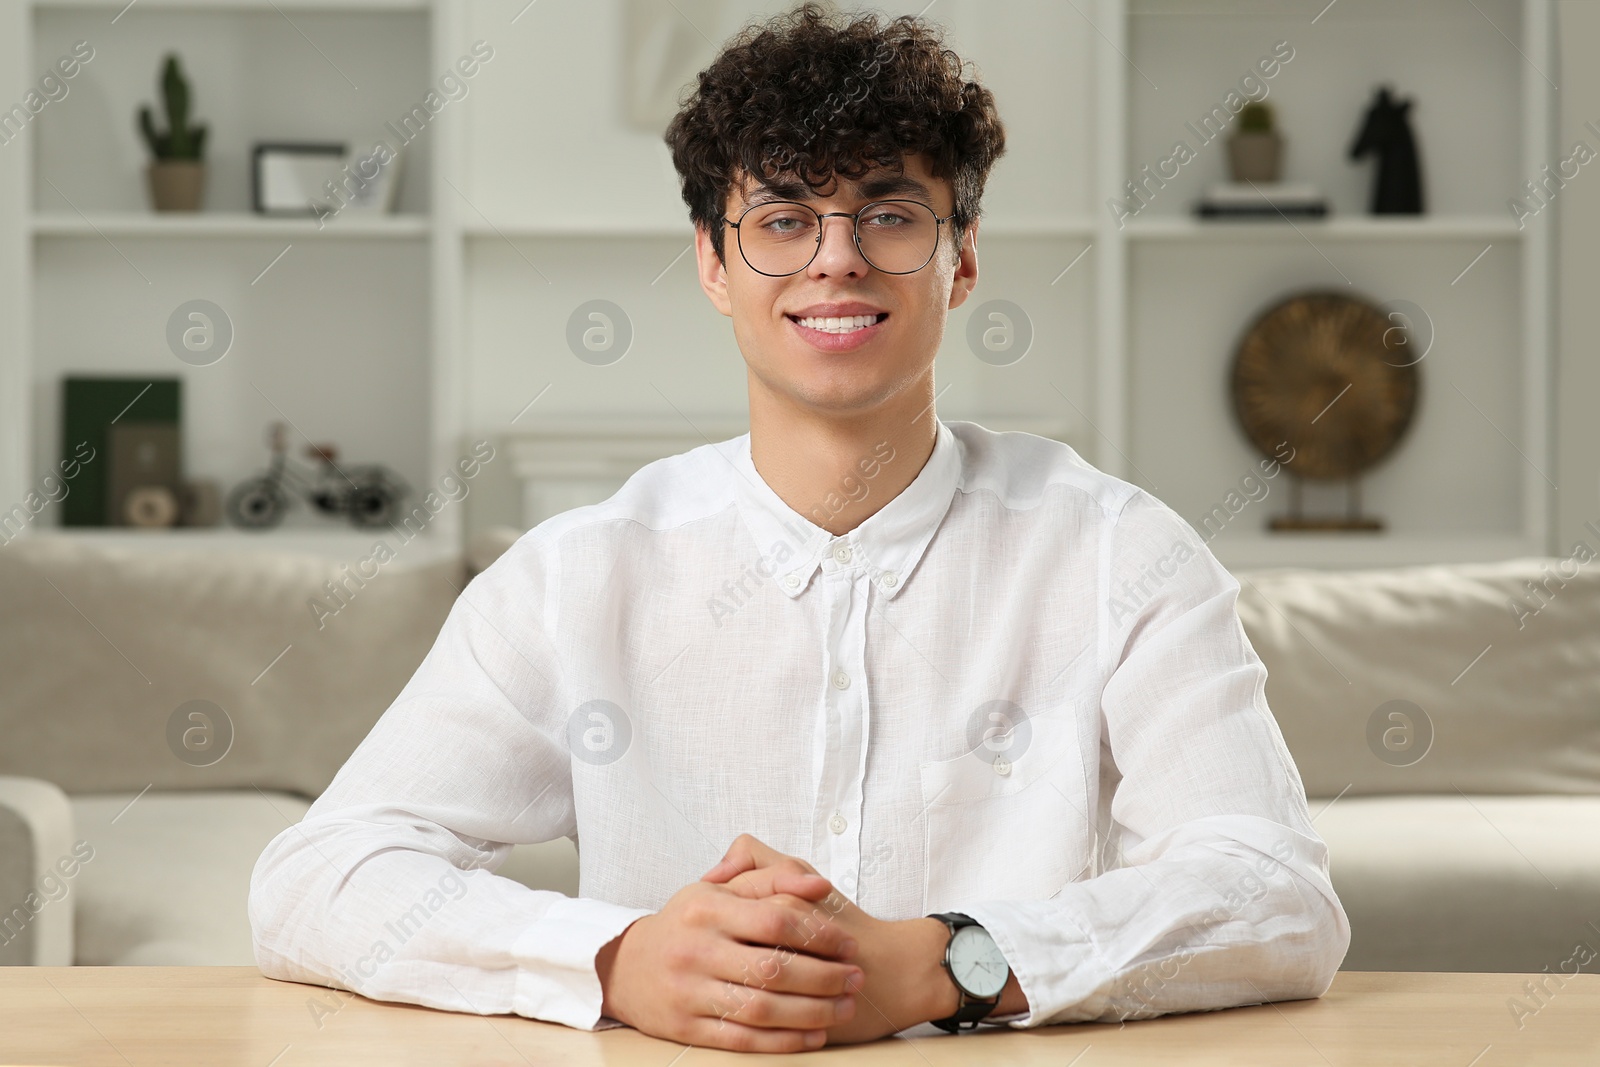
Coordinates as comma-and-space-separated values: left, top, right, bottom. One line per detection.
738, 202, 821, 276
856, 201, 939, 274
735, 200, 944, 276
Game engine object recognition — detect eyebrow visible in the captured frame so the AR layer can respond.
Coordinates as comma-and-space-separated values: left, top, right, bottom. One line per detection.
741, 174, 935, 209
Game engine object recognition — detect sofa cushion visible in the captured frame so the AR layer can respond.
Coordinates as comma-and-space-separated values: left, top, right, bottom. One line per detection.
1313, 794, 1600, 971
466, 524, 525, 580
71, 790, 580, 966
72, 790, 315, 965
1235, 556, 1600, 797
0, 538, 462, 798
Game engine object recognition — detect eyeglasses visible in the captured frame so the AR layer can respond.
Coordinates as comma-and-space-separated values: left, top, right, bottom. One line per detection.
723, 199, 958, 277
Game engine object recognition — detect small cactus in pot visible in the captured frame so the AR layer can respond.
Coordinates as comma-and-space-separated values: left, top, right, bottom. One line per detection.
1228, 100, 1283, 183
138, 54, 209, 211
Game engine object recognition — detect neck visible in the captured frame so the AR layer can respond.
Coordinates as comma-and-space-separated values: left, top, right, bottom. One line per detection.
747, 378, 939, 537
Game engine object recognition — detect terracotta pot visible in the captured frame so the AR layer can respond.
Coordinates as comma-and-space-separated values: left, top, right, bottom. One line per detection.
1227, 132, 1283, 183
146, 161, 206, 212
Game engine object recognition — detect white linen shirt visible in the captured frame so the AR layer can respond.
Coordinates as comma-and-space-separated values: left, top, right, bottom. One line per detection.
249, 417, 1350, 1033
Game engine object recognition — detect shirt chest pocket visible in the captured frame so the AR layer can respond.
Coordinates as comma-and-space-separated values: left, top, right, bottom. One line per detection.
917, 705, 1093, 913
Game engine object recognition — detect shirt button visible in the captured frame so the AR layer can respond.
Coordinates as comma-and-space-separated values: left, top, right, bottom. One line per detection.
832, 669, 850, 689
833, 543, 852, 564
783, 573, 800, 589
994, 756, 1012, 777
880, 572, 898, 588
829, 812, 846, 834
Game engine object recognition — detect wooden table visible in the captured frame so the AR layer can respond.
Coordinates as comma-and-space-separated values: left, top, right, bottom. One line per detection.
2, 968, 1596, 1065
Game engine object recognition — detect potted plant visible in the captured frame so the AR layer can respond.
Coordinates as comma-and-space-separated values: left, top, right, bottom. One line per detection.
138, 54, 208, 212
1228, 101, 1283, 183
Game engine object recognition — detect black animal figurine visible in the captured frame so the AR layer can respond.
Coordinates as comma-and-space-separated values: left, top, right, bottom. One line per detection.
1349, 86, 1425, 214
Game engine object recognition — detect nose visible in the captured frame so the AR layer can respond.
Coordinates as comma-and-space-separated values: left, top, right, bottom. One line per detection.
807, 212, 870, 277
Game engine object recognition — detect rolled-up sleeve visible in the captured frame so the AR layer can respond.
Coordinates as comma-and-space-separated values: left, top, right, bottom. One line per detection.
954, 487, 1351, 1027
247, 535, 654, 1031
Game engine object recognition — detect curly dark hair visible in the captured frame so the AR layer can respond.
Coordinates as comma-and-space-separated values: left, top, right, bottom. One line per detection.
664, 2, 1006, 268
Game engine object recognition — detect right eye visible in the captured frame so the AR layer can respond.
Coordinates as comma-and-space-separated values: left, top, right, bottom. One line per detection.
757, 213, 811, 235
746, 204, 814, 235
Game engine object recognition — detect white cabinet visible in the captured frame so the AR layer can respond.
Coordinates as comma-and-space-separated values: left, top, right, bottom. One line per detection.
0, 0, 1555, 567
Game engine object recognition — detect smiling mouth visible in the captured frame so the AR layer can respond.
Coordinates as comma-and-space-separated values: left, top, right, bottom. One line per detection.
787, 312, 889, 335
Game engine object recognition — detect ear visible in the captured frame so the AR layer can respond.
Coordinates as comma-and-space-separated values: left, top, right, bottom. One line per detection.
695, 222, 733, 318
946, 219, 980, 312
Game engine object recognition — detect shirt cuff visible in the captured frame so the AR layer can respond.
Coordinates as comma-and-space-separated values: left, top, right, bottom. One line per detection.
956, 899, 1105, 1029
509, 894, 655, 1030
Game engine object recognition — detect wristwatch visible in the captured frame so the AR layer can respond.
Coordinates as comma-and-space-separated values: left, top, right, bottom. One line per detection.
928, 911, 1010, 1032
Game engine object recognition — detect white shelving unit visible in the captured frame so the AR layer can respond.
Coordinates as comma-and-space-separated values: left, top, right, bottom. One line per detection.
1125, 216, 1525, 241
1103, 0, 1555, 571
31, 212, 434, 237
1, 0, 458, 560
0, 0, 1556, 569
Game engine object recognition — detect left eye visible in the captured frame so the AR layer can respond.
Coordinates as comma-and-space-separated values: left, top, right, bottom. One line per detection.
861, 210, 910, 228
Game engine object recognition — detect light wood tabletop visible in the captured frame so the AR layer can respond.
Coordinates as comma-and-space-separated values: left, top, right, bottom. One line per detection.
1, 967, 1596, 1065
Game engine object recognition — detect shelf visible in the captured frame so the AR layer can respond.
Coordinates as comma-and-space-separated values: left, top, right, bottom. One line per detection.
462, 221, 695, 239
31, 213, 432, 239
1209, 534, 1542, 573
459, 220, 1100, 240
1124, 216, 1524, 242
974, 220, 1097, 238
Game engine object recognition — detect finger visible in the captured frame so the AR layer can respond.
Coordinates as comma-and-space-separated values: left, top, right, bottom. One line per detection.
723, 941, 867, 998
715, 894, 859, 960
702, 833, 817, 884
720, 867, 833, 901
701, 857, 742, 883
686, 1014, 828, 1054
703, 978, 856, 1033
700, 833, 770, 882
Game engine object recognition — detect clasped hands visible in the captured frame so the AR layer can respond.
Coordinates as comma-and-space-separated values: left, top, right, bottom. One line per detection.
594, 833, 957, 1053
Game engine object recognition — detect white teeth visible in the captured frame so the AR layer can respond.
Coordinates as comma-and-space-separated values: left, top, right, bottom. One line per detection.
795, 314, 881, 333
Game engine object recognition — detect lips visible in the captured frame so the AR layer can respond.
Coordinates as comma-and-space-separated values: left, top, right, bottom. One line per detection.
787, 301, 888, 319
789, 312, 889, 333
787, 311, 888, 352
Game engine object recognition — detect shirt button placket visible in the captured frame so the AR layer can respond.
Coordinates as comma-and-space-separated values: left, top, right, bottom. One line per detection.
816, 552, 866, 895
834, 571, 870, 900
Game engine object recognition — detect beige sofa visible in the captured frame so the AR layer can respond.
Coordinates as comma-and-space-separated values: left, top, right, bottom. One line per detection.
2, 530, 1596, 975
0, 530, 580, 968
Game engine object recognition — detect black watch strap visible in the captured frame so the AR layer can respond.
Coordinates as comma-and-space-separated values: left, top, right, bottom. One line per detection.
929, 911, 1003, 1033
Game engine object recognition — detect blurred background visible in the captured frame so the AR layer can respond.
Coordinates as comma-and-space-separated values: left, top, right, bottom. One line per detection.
0, 0, 1596, 983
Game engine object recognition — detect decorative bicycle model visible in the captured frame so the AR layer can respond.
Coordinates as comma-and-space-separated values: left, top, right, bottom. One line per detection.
225, 422, 409, 530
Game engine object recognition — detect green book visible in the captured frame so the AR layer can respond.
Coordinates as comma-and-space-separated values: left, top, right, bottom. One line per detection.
61, 377, 181, 527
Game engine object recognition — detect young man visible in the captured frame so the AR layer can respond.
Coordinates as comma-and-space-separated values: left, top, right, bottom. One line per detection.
250, 3, 1349, 1054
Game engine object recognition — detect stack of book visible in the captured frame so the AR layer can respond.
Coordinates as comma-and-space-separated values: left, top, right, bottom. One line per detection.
1194, 182, 1329, 219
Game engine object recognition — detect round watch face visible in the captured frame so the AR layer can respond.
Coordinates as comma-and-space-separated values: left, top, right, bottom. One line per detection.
948, 924, 1009, 999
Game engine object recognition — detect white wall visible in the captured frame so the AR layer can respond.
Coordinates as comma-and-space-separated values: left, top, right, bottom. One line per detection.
1556, 0, 1600, 548
455, 0, 1101, 536
0, 4, 28, 518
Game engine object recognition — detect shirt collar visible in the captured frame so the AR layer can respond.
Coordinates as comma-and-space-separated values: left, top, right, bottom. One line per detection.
725, 418, 962, 600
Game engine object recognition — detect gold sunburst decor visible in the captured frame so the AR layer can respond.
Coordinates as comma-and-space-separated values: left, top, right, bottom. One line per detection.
1231, 291, 1420, 531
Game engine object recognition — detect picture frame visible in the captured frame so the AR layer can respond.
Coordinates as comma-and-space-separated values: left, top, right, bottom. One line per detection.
106, 423, 182, 528
251, 141, 346, 216
335, 141, 406, 217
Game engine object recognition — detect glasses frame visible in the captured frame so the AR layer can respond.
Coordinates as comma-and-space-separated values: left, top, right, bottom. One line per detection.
723, 198, 959, 277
